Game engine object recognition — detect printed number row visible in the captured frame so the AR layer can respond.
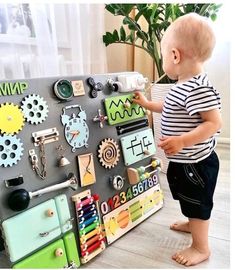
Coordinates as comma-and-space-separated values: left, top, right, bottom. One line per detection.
100, 175, 158, 215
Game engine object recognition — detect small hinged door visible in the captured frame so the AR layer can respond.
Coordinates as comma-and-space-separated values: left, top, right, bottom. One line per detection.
2, 199, 61, 262
13, 239, 68, 269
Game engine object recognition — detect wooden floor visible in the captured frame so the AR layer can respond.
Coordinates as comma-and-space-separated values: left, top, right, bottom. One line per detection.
0, 145, 230, 268
81, 145, 230, 269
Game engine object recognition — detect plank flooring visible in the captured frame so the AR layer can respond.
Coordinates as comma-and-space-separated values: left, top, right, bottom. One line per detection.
0, 145, 230, 268
81, 145, 230, 269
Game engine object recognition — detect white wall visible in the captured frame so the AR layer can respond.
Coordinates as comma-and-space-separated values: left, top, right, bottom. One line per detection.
205, 41, 230, 141
205, 4, 230, 142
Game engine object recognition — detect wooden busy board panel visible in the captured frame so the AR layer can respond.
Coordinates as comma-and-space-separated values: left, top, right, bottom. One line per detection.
104, 93, 146, 125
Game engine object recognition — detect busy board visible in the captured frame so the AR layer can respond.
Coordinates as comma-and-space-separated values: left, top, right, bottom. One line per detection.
0, 72, 163, 268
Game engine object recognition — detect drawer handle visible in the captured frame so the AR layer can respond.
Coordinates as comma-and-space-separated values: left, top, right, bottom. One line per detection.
46, 209, 54, 217
55, 248, 64, 257
39, 217, 74, 237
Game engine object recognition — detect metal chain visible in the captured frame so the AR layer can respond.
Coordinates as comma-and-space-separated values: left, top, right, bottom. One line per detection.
33, 138, 47, 180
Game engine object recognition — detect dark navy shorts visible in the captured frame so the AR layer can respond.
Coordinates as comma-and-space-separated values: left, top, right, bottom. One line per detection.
166, 151, 219, 220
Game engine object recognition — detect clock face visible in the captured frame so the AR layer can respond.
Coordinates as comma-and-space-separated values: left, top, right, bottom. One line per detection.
65, 117, 89, 152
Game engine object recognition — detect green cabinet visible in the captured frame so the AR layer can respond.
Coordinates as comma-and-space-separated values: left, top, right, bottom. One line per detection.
2, 199, 61, 262
2, 195, 72, 263
13, 232, 80, 269
13, 239, 67, 269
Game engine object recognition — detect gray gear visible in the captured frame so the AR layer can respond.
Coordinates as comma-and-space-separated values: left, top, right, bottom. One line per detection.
21, 94, 49, 124
0, 135, 24, 167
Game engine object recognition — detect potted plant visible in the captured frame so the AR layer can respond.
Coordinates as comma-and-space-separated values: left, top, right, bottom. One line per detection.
103, 4, 221, 172
103, 3, 221, 83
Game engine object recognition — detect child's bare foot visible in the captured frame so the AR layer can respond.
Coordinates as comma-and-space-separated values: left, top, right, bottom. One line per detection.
170, 221, 191, 233
172, 246, 210, 266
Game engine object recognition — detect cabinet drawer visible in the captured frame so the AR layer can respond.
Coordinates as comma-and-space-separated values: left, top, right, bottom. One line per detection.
13, 232, 80, 269
13, 239, 67, 269
2, 199, 61, 262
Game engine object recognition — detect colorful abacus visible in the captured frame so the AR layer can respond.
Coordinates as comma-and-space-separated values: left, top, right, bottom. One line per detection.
72, 190, 105, 264
127, 158, 162, 184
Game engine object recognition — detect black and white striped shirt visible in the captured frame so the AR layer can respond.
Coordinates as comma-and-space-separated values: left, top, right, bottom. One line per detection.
161, 73, 221, 163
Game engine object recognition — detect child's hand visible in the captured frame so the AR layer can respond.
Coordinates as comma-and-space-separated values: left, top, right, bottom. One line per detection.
132, 91, 148, 107
158, 136, 184, 155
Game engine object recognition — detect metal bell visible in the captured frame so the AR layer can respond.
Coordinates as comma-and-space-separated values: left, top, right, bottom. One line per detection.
59, 156, 70, 167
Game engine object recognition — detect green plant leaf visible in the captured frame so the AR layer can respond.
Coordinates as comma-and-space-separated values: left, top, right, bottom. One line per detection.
123, 17, 128, 25
136, 30, 148, 42
105, 4, 134, 16
182, 3, 200, 14
142, 8, 155, 23
120, 26, 126, 41
126, 34, 131, 42
147, 42, 153, 52
210, 13, 217, 21
150, 23, 162, 31
103, 32, 116, 46
105, 4, 124, 15
142, 39, 146, 48
135, 7, 147, 22
113, 30, 119, 41
129, 31, 135, 43
148, 4, 162, 24
123, 17, 140, 31
136, 4, 148, 11
103, 3, 222, 80
122, 4, 135, 15
123, 17, 139, 30
198, 4, 211, 16
105, 5, 116, 15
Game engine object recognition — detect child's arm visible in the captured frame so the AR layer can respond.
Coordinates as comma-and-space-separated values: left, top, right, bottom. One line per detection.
132, 91, 164, 113
158, 109, 222, 155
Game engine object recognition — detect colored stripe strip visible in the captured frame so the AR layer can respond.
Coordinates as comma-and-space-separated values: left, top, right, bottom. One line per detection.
80, 227, 101, 244
79, 216, 98, 230
78, 203, 96, 217
81, 239, 104, 257
79, 221, 100, 236
76, 197, 94, 209
80, 235, 101, 251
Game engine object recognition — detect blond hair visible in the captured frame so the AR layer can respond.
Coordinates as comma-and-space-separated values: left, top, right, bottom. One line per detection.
164, 13, 216, 62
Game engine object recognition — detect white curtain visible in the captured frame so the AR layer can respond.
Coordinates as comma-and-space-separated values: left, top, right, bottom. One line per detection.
0, 3, 107, 79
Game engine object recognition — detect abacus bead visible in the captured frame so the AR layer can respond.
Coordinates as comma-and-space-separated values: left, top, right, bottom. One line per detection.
144, 172, 150, 178
151, 160, 157, 167
137, 166, 145, 174
140, 174, 146, 181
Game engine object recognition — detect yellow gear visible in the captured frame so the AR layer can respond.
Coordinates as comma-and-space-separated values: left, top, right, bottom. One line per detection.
0, 103, 25, 134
